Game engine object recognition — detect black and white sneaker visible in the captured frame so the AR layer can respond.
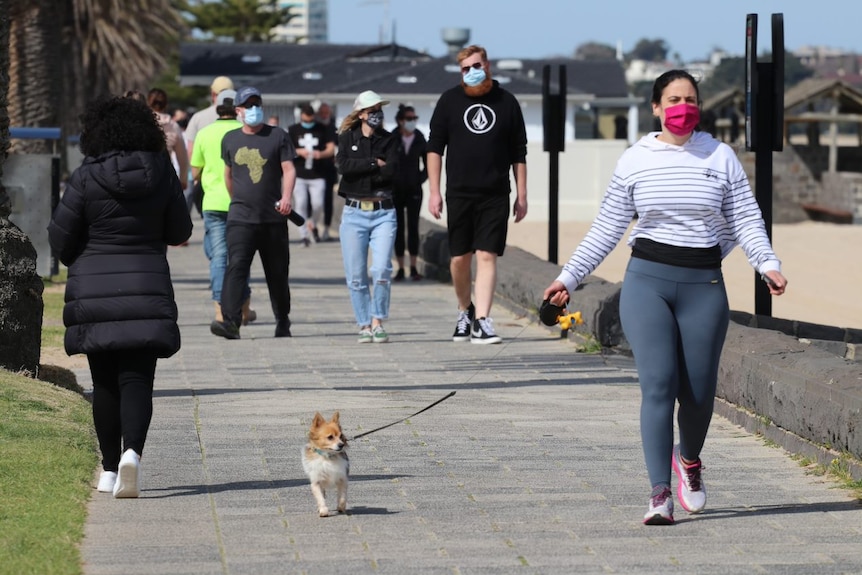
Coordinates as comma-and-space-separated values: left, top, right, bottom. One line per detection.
452, 303, 475, 342
471, 317, 501, 344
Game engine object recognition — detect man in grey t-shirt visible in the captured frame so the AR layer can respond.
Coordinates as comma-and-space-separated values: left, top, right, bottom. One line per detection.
211, 86, 298, 340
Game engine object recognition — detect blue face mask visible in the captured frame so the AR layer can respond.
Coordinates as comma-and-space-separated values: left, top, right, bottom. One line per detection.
243, 105, 264, 127
463, 66, 487, 87
301, 121, 316, 129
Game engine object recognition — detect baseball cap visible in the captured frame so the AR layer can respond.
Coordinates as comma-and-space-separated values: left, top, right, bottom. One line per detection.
235, 86, 262, 107
216, 89, 236, 106
210, 76, 234, 93
352, 90, 390, 112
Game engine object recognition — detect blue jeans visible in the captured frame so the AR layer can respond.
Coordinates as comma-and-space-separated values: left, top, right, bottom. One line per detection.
203, 211, 249, 303
339, 206, 397, 327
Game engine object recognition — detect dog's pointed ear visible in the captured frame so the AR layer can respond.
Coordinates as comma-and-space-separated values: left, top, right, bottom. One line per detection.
312, 412, 326, 427
331, 411, 340, 424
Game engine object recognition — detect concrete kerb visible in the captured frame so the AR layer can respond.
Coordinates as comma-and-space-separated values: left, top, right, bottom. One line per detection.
417, 218, 862, 480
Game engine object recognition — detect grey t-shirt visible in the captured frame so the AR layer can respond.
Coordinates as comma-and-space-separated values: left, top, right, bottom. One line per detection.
221, 125, 296, 224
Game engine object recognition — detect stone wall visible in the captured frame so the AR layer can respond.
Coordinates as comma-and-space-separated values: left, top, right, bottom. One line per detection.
418, 218, 862, 478
741, 144, 862, 223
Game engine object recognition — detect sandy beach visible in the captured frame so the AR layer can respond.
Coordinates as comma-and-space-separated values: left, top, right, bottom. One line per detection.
506, 219, 861, 332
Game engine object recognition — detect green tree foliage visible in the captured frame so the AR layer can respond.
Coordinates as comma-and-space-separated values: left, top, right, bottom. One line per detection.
574, 41, 617, 61
627, 38, 669, 63
700, 51, 813, 100
700, 56, 744, 99
181, 0, 296, 43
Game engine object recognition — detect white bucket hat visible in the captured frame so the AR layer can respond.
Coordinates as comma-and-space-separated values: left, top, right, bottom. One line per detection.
352, 90, 390, 112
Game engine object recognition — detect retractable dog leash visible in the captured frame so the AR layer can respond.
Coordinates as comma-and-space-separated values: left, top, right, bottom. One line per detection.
348, 391, 457, 440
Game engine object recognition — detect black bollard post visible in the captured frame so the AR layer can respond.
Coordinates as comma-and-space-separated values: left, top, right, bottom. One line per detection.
745, 13, 784, 317
542, 65, 566, 264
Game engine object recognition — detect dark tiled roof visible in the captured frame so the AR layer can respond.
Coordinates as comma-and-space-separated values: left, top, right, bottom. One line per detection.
500, 59, 629, 97
180, 43, 630, 99
180, 42, 429, 79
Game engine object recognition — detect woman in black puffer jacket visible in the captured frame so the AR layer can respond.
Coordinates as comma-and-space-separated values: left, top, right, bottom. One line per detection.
48, 95, 193, 498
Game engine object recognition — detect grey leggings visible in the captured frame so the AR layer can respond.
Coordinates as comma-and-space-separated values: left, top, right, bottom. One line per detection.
619, 257, 730, 489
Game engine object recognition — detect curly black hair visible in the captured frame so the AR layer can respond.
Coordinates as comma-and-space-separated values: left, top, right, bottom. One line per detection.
78, 95, 167, 157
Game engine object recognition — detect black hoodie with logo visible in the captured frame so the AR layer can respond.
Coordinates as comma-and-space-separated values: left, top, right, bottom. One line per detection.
427, 80, 527, 196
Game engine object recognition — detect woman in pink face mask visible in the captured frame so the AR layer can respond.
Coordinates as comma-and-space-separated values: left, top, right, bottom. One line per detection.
543, 70, 788, 526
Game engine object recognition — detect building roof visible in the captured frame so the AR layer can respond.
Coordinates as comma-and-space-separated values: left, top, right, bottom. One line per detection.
180, 42, 634, 106
179, 42, 430, 87
784, 78, 862, 114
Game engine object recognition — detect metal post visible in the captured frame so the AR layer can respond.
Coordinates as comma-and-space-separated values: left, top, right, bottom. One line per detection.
754, 62, 774, 317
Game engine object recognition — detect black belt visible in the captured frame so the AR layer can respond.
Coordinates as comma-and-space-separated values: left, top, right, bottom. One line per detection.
345, 198, 394, 211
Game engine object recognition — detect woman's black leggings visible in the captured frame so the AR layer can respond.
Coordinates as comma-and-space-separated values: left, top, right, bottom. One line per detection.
394, 185, 423, 257
619, 258, 729, 489
87, 350, 158, 472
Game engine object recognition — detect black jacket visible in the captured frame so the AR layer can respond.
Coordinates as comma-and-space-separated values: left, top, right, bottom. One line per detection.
335, 125, 399, 200
393, 129, 428, 193
48, 150, 193, 357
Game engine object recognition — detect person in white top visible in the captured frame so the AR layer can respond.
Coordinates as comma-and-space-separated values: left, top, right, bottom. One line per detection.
146, 88, 189, 187
543, 69, 788, 526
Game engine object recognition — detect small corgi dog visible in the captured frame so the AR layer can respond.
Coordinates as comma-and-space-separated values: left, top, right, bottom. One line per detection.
301, 411, 349, 517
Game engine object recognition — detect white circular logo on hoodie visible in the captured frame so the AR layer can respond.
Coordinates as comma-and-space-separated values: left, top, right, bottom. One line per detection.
463, 104, 496, 135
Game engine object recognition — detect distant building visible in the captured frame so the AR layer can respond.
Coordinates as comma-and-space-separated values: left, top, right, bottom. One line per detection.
273, 0, 327, 44
179, 40, 641, 143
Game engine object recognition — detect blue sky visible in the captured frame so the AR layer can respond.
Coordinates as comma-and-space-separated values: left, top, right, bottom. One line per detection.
329, 1, 860, 62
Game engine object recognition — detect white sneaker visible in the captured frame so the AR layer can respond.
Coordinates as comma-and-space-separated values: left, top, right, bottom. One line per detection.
113, 449, 141, 498
673, 444, 706, 513
97, 471, 117, 493
643, 486, 674, 525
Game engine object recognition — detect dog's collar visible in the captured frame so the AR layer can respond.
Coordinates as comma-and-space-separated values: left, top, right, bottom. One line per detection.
313, 447, 338, 458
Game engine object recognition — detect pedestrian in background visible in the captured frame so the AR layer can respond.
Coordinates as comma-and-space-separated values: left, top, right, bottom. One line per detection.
189, 89, 256, 325
48, 95, 193, 498
186, 76, 235, 214
336, 90, 399, 343
392, 104, 427, 282
542, 69, 788, 525
427, 44, 528, 345
147, 88, 190, 199
210, 86, 297, 340
316, 102, 339, 241
287, 103, 336, 246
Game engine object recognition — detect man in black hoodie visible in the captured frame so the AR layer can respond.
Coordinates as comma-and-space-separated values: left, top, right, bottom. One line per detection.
427, 44, 528, 345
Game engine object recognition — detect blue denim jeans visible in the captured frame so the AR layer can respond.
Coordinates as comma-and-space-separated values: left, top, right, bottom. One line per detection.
203, 211, 249, 303
339, 205, 397, 327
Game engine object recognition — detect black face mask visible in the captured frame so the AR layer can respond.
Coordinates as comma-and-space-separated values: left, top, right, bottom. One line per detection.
365, 110, 384, 128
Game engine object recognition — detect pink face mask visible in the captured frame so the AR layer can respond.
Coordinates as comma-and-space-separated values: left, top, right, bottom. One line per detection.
663, 103, 700, 136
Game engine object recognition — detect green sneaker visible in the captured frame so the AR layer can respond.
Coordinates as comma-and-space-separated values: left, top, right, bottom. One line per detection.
357, 328, 373, 343
372, 325, 389, 343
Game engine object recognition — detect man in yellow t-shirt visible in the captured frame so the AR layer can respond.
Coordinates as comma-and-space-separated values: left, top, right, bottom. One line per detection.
190, 90, 255, 324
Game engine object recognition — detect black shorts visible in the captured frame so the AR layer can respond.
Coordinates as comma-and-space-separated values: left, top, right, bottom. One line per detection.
446, 193, 510, 257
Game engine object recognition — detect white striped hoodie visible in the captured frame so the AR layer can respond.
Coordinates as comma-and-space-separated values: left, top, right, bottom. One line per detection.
556, 131, 781, 291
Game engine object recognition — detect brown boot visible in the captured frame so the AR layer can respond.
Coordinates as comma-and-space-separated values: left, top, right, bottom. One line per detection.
214, 301, 223, 322
241, 298, 257, 326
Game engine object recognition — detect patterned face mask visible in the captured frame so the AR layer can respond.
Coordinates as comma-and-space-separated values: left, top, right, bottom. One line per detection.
365, 110, 384, 129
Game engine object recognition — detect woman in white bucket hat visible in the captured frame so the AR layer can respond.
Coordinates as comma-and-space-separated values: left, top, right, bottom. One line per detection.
335, 91, 399, 343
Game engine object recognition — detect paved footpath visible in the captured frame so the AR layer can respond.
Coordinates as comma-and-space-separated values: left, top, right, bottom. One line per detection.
79, 217, 862, 575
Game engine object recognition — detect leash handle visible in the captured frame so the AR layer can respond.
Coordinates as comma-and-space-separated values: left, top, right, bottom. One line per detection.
349, 391, 456, 441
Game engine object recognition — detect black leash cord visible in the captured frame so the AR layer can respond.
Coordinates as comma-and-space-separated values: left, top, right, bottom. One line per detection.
349, 391, 457, 441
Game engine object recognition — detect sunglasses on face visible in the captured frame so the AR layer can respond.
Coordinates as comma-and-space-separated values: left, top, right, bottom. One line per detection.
461, 61, 483, 74
404, 116, 418, 121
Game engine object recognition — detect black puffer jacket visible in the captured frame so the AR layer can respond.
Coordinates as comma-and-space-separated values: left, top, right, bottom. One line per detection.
48, 151, 193, 357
